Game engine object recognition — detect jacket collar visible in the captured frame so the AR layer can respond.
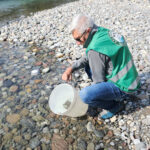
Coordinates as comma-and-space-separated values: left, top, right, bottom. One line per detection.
83, 24, 98, 48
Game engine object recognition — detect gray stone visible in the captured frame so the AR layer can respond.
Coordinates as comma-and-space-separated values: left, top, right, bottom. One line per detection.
110, 142, 115, 146
142, 116, 150, 125
87, 143, 94, 150
0, 103, 5, 109
0, 59, 5, 65
42, 127, 49, 133
74, 73, 80, 78
29, 138, 40, 149
20, 119, 35, 129
135, 142, 146, 150
86, 122, 95, 132
54, 129, 59, 133
95, 143, 104, 150
3, 79, 14, 87
93, 130, 105, 138
77, 139, 87, 150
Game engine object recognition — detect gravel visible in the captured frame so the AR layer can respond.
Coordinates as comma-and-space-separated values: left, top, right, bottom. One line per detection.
0, 0, 150, 149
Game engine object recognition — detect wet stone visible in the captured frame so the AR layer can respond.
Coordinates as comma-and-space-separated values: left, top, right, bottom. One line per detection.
0, 73, 6, 78
95, 143, 104, 150
87, 143, 95, 150
32, 115, 45, 122
93, 130, 105, 138
3, 79, 14, 87
3, 133, 13, 141
9, 85, 18, 92
106, 130, 114, 138
77, 139, 87, 150
20, 108, 29, 116
24, 134, 31, 140
86, 122, 95, 132
20, 119, 35, 128
29, 138, 40, 149
14, 135, 22, 143
42, 127, 49, 133
0, 58, 5, 65
0, 102, 5, 108
6, 114, 20, 124
51, 134, 68, 150
0, 111, 6, 121
54, 129, 59, 134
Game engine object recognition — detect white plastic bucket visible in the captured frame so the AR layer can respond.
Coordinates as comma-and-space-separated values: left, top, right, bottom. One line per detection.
49, 83, 88, 117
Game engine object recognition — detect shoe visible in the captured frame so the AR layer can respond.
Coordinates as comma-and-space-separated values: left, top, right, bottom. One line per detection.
98, 102, 125, 120
87, 106, 99, 117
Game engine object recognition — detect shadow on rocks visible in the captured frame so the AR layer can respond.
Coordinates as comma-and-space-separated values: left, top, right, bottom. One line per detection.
121, 71, 150, 116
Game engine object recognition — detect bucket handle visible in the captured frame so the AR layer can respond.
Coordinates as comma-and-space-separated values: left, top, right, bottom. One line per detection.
62, 76, 77, 87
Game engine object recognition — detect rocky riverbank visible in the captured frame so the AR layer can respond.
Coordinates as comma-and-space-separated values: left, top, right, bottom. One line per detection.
0, 0, 150, 149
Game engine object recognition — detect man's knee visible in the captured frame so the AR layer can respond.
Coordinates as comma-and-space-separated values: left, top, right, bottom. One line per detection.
79, 88, 90, 104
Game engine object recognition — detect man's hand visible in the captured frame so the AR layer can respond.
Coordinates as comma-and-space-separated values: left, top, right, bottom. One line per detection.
62, 67, 73, 82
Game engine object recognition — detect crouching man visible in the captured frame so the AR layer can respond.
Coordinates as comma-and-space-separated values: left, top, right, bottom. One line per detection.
62, 14, 140, 119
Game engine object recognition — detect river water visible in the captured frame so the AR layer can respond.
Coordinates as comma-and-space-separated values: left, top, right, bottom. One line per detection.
0, 0, 77, 26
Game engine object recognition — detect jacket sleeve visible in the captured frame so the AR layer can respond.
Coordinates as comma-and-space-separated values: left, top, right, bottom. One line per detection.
88, 50, 111, 83
71, 55, 89, 72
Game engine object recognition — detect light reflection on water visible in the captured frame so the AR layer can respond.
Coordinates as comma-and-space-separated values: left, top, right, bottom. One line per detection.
0, 0, 77, 26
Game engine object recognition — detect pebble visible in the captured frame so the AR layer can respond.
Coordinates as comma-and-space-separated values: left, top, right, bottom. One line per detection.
95, 143, 104, 150
74, 72, 80, 78
135, 142, 147, 150
56, 53, 64, 58
54, 129, 59, 134
87, 143, 95, 150
142, 117, 150, 125
52, 134, 68, 150
77, 139, 87, 150
9, 85, 18, 92
119, 119, 125, 126
42, 127, 49, 133
20, 108, 29, 116
93, 130, 105, 138
0, 102, 5, 108
6, 114, 20, 124
110, 116, 117, 123
86, 122, 95, 132
110, 142, 115, 146
31, 69, 39, 76
29, 138, 40, 149
3, 79, 14, 87
82, 73, 88, 81
42, 67, 50, 73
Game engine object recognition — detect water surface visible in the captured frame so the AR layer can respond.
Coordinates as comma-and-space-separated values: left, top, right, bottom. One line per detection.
0, 0, 77, 26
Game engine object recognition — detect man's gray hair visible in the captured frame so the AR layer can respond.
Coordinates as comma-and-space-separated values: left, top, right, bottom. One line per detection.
69, 14, 95, 34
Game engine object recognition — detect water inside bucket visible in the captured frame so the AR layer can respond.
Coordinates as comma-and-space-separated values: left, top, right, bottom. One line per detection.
53, 97, 72, 114
63, 100, 71, 109
49, 84, 74, 114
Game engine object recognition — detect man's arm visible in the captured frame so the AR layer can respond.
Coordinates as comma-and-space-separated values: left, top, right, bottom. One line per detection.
62, 55, 88, 81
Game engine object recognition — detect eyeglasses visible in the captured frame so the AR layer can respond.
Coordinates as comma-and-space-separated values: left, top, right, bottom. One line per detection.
75, 31, 86, 42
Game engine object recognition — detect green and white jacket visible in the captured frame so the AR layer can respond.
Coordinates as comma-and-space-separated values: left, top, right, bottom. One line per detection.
85, 27, 140, 93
